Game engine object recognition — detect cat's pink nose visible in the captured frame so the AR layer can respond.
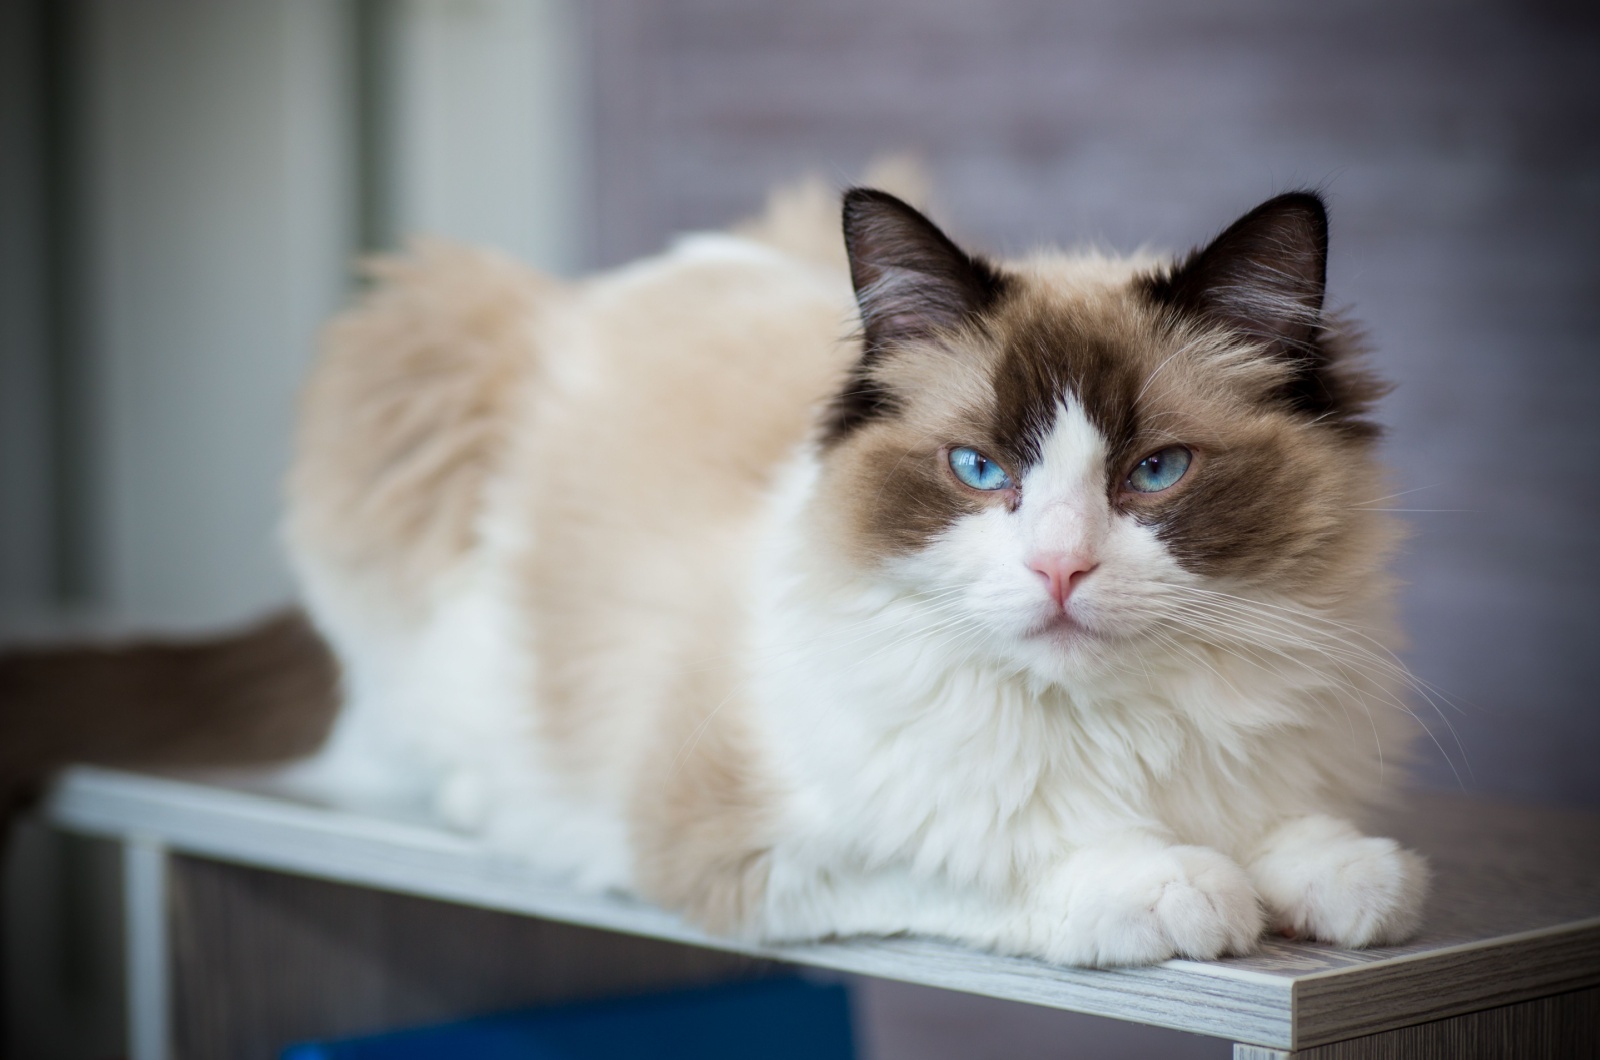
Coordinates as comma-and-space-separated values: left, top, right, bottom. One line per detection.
1028, 553, 1097, 608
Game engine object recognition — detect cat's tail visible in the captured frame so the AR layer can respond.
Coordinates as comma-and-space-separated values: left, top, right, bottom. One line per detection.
734, 153, 932, 272
0, 609, 339, 826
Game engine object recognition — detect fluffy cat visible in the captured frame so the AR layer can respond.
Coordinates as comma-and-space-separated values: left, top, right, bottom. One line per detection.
0, 175, 1430, 967
272, 176, 1429, 966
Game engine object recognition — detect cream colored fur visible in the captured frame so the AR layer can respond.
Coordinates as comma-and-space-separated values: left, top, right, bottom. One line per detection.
282, 176, 1429, 966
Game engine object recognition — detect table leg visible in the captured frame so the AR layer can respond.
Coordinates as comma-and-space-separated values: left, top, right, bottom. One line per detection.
123, 836, 170, 1060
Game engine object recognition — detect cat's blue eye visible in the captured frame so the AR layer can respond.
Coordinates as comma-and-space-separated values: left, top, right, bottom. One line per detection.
948, 446, 1013, 491
1127, 446, 1192, 493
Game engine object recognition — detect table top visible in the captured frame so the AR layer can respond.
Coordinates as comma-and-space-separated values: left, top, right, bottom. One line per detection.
44, 765, 1600, 1051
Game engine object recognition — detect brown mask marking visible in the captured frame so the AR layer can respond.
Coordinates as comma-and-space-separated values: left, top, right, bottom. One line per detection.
818, 189, 1391, 596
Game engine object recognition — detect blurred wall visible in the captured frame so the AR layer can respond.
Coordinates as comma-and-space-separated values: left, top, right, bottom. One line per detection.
586, 0, 1600, 807
0, 4, 587, 1056
0, 0, 57, 609
0, 0, 587, 637
84, 1, 355, 628
0, 0, 1595, 809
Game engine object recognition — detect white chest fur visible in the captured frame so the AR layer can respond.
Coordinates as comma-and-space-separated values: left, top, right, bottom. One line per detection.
745, 452, 1401, 900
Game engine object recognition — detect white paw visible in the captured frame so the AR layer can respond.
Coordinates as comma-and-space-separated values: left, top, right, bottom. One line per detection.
1041, 843, 1264, 966
1247, 816, 1430, 948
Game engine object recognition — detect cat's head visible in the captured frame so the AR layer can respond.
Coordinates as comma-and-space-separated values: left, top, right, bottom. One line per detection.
806, 189, 1394, 685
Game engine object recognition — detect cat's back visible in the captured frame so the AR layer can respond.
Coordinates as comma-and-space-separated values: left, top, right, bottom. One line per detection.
510, 232, 858, 781
531, 231, 856, 486
282, 223, 859, 833
519, 230, 857, 612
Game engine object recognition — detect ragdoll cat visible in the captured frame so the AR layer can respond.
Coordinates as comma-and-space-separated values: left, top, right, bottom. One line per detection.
1, 177, 1429, 967
269, 175, 1429, 967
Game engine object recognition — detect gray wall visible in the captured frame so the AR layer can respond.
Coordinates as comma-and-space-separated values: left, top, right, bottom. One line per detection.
2, 0, 1596, 811
0, 0, 587, 636
586, 0, 1600, 808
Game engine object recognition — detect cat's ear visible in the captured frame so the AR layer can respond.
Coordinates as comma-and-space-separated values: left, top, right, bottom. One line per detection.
842, 188, 1008, 354
1145, 192, 1328, 357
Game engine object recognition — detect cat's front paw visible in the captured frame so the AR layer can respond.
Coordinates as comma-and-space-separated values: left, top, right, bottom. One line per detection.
1041, 843, 1264, 966
1247, 816, 1429, 948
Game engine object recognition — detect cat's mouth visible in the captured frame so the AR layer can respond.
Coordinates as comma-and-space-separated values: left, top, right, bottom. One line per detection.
1026, 609, 1092, 643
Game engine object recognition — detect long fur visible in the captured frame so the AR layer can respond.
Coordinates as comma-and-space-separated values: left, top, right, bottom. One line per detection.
2, 174, 1431, 967
277, 179, 1428, 964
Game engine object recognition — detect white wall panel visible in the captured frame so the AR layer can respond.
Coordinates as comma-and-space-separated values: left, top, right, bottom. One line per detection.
81, 0, 356, 628
387, 0, 588, 273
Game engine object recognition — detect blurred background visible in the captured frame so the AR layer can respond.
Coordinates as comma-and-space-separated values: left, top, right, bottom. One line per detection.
2, 1, 1597, 1057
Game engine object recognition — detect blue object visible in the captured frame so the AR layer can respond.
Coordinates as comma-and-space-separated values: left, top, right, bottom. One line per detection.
280, 976, 855, 1060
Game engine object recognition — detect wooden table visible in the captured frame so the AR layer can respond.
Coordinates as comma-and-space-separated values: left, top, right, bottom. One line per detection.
44, 766, 1600, 1059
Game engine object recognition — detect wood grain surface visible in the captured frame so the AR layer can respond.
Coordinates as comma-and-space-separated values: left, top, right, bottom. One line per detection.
44, 767, 1600, 1050
1236, 985, 1599, 1059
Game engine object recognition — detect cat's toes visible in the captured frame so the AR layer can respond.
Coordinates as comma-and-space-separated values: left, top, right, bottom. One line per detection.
1047, 844, 1264, 966
1154, 846, 1267, 959
1248, 816, 1430, 948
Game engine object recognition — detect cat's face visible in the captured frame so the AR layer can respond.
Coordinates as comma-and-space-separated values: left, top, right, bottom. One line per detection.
812, 190, 1392, 684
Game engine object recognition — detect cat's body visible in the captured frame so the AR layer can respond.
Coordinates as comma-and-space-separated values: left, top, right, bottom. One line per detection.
262, 177, 1431, 966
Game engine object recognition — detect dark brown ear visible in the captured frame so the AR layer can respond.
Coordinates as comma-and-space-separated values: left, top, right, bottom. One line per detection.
1144, 192, 1386, 435
1144, 192, 1328, 359
842, 188, 1008, 355
825, 190, 1008, 442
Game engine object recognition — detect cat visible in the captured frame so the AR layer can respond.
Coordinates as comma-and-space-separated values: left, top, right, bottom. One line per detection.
1, 174, 1430, 967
